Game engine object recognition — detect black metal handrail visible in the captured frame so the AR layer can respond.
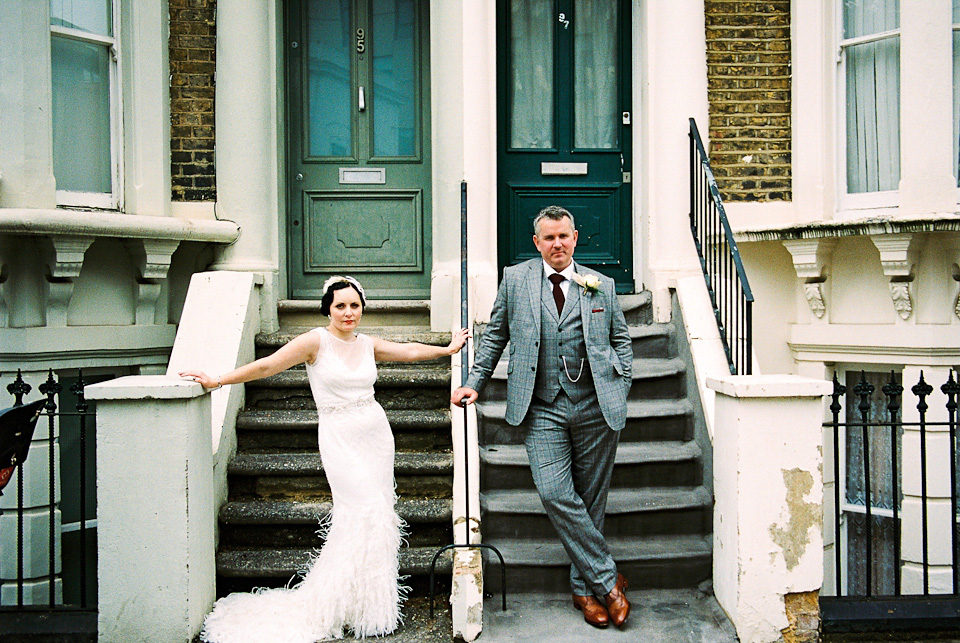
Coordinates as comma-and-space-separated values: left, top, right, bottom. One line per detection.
689, 118, 754, 375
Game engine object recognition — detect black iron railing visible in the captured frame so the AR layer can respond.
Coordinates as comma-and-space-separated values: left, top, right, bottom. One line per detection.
822, 370, 960, 632
688, 118, 754, 375
1, 370, 96, 614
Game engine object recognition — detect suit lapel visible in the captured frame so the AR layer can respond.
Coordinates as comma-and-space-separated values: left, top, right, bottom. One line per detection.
575, 262, 591, 339
525, 260, 543, 335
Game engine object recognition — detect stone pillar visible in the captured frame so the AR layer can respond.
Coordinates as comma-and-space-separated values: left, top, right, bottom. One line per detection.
213, 0, 281, 332
86, 376, 215, 643
708, 374, 831, 643
0, 0, 56, 208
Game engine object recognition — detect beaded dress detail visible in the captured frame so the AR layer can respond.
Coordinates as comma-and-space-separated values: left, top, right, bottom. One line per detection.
201, 328, 404, 643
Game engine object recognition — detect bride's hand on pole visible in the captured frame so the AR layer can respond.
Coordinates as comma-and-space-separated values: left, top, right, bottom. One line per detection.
448, 328, 470, 354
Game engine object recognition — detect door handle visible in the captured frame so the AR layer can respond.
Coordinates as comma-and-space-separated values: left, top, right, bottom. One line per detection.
359, 86, 365, 111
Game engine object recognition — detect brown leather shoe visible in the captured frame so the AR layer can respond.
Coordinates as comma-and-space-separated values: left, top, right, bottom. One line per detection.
572, 594, 609, 628
605, 573, 630, 628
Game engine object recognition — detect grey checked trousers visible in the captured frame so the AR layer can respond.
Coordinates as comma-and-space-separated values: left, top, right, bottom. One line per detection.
524, 389, 620, 597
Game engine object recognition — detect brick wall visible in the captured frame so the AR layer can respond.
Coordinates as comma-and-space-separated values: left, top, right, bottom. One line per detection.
169, 0, 216, 202
705, 0, 791, 201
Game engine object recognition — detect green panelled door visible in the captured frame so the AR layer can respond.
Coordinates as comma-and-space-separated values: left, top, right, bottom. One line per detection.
497, 0, 633, 292
287, 0, 431, 299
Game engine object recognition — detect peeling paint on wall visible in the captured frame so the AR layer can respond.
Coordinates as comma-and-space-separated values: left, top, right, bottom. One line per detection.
769, 468, 821, 571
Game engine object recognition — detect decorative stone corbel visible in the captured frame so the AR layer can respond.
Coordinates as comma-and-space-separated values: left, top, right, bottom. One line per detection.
782, 239, 836, 319
46, 235, 95, 327
124, 239, 181, 325
869, 234, 921, 321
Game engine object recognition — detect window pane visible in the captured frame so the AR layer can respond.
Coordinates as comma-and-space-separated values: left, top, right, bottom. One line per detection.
574, 0, 618, 149
510, 0, 553, 149
50, 0, 112, 37
844, 0, 900, 193
373, 0, 416, 157
306, 0, 352, 157
51, 35, 112, 194
843, 0, 898, 39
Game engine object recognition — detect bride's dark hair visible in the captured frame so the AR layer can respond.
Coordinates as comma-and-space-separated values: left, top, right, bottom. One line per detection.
320, 280, 366, 316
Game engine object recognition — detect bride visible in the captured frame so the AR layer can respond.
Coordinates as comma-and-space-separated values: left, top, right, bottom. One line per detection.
179, 276, 468, 643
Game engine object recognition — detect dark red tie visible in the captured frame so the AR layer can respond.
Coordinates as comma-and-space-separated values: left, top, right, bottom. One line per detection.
548, 273, 565, 314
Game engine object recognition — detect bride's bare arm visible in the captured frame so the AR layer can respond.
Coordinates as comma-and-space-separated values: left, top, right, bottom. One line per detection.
371, 328, 469, 363
179, 331, 322, 389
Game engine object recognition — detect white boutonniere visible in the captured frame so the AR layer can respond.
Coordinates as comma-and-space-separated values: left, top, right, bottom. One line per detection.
571, 273, 602, 295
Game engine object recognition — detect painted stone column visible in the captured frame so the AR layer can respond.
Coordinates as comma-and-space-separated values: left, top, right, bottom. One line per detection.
87, 376, 215, 643
213, 0, 281, 332
708, 375, 831, 643
0, 0, 56, 208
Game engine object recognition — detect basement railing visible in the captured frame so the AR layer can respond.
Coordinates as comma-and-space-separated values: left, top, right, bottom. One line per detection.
688, 118, 754, 375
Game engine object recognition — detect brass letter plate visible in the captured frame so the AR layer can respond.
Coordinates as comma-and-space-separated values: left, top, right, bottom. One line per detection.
540, 162, 588, 175
339, 167, 386, 184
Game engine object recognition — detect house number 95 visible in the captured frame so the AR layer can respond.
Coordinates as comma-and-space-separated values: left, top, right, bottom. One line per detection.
356, 28, 365, 53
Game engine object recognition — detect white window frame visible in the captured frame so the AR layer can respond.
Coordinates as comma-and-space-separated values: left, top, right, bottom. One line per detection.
836, 9, 901, 213
50, 3, 123, 211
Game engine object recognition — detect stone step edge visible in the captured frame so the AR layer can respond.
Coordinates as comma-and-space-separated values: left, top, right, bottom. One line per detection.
478, 398, 693, 422
220, 497, 452, 525
480, 441, 701, 467
480, 534, 711, 567
217, 545, 450, 578
236, 408, 451, 431
279, 299, 431, 313
257, 327, 451, 347
228, 451, 453, 476
251, 369, 450, 388
481, 486, 711, 515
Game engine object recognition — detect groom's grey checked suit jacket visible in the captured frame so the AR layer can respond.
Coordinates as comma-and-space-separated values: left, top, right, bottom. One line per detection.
465, 258, 632, 429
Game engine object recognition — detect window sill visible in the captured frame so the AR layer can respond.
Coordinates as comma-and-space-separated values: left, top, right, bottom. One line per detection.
0, 207, 239, 244
731, 212, 960, 243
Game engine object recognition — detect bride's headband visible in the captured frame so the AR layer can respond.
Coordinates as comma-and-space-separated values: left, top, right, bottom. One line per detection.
322, 275, 366, 300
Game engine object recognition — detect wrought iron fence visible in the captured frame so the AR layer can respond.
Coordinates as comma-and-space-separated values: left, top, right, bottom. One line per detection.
688, 118, 754, 375
1, 369, 96, 614
822, 369, 960, 631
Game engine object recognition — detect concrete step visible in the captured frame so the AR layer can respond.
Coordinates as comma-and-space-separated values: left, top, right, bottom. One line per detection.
479, 441, 703, 490
628, 323, 675, 359
227, 451, 453, 500
236, 408, 452, 451
481, 534, 712, 592
478, 357, 686, 403
218, 498, 451, 550
245, 368, 451, 410
478, 398, 694, 445
480, 486, 711, 539
278, 299, 431, 329
256, 326, 453, 366
216, 545, 452, 590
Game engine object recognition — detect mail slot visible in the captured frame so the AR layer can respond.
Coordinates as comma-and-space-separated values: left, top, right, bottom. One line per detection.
339, 167, 386, 184
540, 162, 588, 175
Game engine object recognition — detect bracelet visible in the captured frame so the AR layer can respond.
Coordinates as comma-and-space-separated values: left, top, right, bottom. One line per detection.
216, 376, 222, 389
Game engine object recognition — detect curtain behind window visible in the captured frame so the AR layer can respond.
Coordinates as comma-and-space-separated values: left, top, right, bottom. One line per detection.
843, 0, 900, 194
510, 0, 553, 149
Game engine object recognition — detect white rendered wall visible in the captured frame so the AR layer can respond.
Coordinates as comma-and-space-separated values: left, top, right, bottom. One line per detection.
637, 0, 709, 322
212, 0, 282, 333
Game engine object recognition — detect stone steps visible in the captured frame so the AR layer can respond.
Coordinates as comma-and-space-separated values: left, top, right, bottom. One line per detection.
475, 292, 713, 592
481, 535, 713, 593
215, 323, 454, 597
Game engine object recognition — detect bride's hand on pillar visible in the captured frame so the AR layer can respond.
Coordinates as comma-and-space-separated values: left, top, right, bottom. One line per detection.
447, 328, 470, 354
178, 370, 221, 390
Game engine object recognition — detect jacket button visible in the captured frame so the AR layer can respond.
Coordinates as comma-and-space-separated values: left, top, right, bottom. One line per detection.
531, 366, 536, 371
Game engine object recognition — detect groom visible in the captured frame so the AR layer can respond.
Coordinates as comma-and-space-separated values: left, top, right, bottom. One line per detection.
451, 206, 633, 628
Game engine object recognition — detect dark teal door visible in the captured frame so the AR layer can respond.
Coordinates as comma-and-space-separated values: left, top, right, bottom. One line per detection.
286, 0, 431, 299
497, 0, 632, 292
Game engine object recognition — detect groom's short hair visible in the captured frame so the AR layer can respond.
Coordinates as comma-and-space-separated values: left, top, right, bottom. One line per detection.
533, 205, 575, 236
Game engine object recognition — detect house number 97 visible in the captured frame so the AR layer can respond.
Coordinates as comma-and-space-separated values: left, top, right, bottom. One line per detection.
356, 28, 365, 53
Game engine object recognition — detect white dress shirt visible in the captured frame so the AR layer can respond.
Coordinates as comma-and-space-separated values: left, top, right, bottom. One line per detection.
543, 260, 575, 298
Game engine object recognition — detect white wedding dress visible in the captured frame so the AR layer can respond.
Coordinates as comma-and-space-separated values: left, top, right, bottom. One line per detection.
201, 328, 405, 643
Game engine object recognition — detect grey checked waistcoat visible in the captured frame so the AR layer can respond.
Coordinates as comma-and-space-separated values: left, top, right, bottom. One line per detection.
534, 274, 594, 403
